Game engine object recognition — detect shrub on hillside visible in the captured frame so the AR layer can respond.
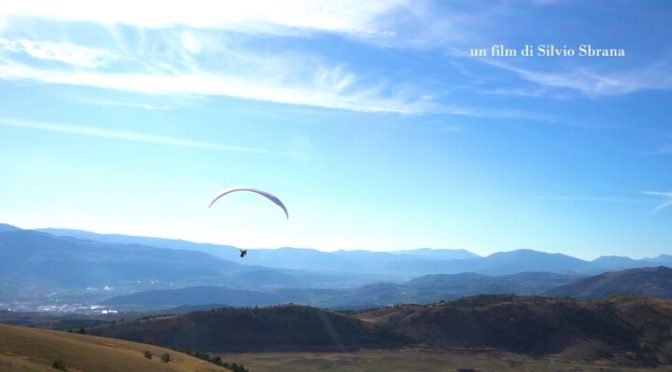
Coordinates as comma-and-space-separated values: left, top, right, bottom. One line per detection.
52, 359, 66, 370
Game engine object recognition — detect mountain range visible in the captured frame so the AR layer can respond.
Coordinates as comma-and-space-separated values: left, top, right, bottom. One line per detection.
34, 225, 672, 276
0, 226, 378, 305
2, 222, 672, 310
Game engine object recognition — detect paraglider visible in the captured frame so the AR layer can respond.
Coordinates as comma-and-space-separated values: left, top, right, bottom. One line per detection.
209, 187, 289, 258
209, 186, 289, 219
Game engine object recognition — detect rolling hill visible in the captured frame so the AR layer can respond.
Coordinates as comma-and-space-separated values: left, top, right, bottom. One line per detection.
102, 271, 580, 309
90, 304, 405, 352
356, 295, 672, 365
0, 322, 236, 371
545, 266, 672, 299
89, 296, 672, 366
104, 286, 286, 307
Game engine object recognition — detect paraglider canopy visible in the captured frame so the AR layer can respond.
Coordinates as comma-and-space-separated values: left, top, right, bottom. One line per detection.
209, 186, 289, 219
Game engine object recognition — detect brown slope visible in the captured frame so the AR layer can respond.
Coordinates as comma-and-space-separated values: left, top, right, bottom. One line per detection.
546, 266, 672, 299
88, 296, 672, 366
0, 323, 232, 372
90, 304, 406, 352
356, 295, 672, 365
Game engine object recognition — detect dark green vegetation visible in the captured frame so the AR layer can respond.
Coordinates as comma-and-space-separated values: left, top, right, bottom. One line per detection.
176, 349, 250, 371
545, 266, 672, 299
52, 359, 66, 370
90, 295, 672, 366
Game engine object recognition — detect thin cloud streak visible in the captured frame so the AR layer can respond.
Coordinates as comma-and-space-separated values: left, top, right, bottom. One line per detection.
481, 58, 672, 96
642, 191, 672, 214
0, 37, 118, 68
0, 62, 434, 114
71, 97, 179, 111
659, 143, 672, 154
2, 0, 404, 38
524, 195, 655, 204
0, 117, 271, 154
0, 60, 568, 120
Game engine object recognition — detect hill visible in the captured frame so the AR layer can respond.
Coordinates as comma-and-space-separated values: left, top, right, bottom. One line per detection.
545, 266, 672, 299
0, 322, 236, 371
356, 295, 672, 365
89, 296, 672, 366
405, 271, 578, 295
102, 271, 579, 309
90, 304, 405, 352
104, 286, 286, 307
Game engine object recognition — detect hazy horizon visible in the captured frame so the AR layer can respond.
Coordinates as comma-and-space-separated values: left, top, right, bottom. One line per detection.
3, 221, 671, 262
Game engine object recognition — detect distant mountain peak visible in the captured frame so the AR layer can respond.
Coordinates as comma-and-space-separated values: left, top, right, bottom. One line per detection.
0, 223, 21, 232
546, 265, 672, 299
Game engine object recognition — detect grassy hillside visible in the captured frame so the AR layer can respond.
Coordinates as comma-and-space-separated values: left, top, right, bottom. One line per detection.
0, 323, 234, 371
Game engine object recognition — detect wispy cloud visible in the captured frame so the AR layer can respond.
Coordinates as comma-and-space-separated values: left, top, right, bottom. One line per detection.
0, 61, 435, 114
642, 191, 672, 214
0, 37, 118, 68
0, 56, 567, 119
659, 141, 672, 154
525, 195, 655, 204
0, 117, 271, 154
0, 2, 580, 118
7, 1, 660, 118
71, 97, 179, 111
482, 58, 672, 96
2, 0, 404, 38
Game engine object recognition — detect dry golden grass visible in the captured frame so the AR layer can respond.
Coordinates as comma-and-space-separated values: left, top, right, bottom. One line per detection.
0, 323, 228, 372
223, 347, 671, 372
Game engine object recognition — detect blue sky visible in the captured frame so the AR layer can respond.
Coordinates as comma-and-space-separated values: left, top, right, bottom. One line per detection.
1, 1, 671, 259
